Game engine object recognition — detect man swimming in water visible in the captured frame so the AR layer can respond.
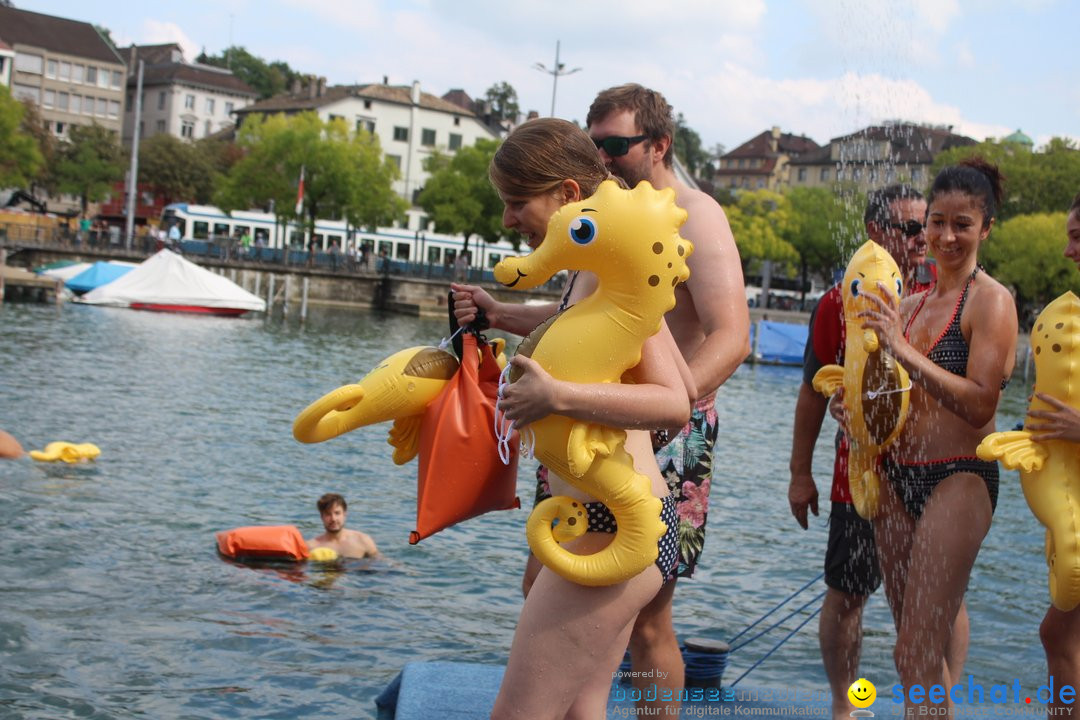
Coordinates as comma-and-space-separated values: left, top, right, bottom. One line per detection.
308, 493, 379, 559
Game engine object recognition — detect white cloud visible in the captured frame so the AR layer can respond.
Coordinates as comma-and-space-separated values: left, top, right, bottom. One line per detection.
140, 20, 200, 62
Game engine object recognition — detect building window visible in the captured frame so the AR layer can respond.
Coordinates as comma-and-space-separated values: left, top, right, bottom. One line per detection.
364, 100, 372, 109
328, 113, 343, 123
72, 64, 84, 83
57, 92, 69, 112
357, 118, 375, 134
185, 94, 195, 110
454, 117, 461, 126
86, 66, 97, 85
820, 168, 829, 182
386, 154, 402, 170
204, 120, 212, 136
225, 101, 234, 116
911, 168, 922, 183
393, 126, 408, 142
43, 90, 55, 109
757, 178, 765, 188
84, 96, 96, 116
108, 100, 120, 118
181, 120, 194, 139
59, 62, 71, 81
206, 98, 215, 114
111, 71, 123, 89
852, 167, 862, 181
126, 92, 133, 110
70, 95, 81, 114
797, 168, 807, 182
448, 133, 463, 151
46, 59, 58, 78
156, 120, 166, 133
421, 128, 436, 146
158, 91, 167, 110
97, 69, 110, 89
15, 53, 43, 74
54, 122, 65, 136
12, 84, 40, 104
96, 98, 107, 116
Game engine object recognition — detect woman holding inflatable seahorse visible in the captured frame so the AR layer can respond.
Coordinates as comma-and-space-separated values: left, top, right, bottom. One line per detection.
857, 158, 1017, 710
452, 118, 694, 719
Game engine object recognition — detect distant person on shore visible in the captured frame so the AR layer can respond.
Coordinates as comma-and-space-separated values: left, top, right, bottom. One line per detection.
858, 158, 1016, 710
1024, 191, 1080, 713
0, 430, 24, 459
788, 184, 970, 720
308, 493, 378, 559
167, 222, 180, 249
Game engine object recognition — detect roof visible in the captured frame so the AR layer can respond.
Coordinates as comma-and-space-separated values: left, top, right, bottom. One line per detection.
132, 62, 257, 97
722, 130, 820, 159
1003, 129, 1034, 146
237, 83, 477, 118
788, 122, 976, 166
121, 43, 183, 66
0, 6, 123, 65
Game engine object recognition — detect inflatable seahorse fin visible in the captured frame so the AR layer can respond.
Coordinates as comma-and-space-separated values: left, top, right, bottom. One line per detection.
812, 365, 844, 397
308, 546, 340, 563
388, 415, 423, 465
976, 430, 1047, 473
566, 422, 623, 478
29, 441, 101, 463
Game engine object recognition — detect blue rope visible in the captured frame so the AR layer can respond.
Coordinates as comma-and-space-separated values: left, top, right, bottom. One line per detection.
727, 571, 824, 647
729, 596, 824, 687
728, 589, 826, 654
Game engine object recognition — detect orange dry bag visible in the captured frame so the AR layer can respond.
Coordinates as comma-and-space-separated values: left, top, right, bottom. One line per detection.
409, 332, 520, 544
216, 525, 310, 561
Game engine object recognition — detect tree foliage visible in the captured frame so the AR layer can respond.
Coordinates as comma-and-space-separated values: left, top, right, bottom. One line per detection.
783, 186, 865, 289
930, 137, 1080, 220
215, 112, 404, 236
673, 113, 710, 179
139, 133, 217, 204
983, 211, 1072, 308
196, 46, 301, 99
483, 82, 520, 122
725, 190, 800, 273
417, 139, 507, 258
51, 123, 126, 216
0, 87, 44, 188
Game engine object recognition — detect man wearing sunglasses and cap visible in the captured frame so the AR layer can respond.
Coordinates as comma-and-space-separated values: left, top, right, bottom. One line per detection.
566, 83, 749, 713
789, 184, 972, 720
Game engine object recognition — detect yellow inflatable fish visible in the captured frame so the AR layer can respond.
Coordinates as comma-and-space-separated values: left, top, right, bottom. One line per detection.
812, 240, 911, 519
493, 180, 691, 587
977, 291, 1080, 611
29, 441, 101, 463
292, 340, 506, 463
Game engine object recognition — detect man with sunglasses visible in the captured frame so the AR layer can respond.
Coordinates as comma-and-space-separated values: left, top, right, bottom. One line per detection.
789, 184, 972, 720
576, 83, 750, 712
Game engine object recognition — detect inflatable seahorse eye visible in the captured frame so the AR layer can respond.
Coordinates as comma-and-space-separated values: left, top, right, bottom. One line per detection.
978, 291, 1080, 611
493, 179, 692, 587
812, 240, 910, 519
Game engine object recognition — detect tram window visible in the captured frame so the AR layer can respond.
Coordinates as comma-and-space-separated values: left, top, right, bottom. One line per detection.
193, 221, 209, 239
395, 243, 410, 260
290, 231, 304, 247
487, 253, 501, 268
254, 229, 268, 243
234, 225, 250, 237
427, 246, 441, 264
213, 223, 230, 238
444, 249, 457, 266
377, 241, 392, 257
313, 234, 324, 248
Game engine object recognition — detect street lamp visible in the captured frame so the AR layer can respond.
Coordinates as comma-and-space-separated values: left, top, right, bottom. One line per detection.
533, 40, 581, 117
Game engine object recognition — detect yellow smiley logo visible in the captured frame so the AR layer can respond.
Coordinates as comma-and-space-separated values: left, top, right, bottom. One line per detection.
848, 678, 876, 708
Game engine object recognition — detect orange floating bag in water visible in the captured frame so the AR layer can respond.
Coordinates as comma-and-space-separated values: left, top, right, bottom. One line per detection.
216, 525, 310, 561
410, 332, 520, 544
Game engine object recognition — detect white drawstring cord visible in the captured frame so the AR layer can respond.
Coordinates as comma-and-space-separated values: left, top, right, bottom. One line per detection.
866, 382, 912, 400
438, 324, 466, 351
494, 363, 534, 464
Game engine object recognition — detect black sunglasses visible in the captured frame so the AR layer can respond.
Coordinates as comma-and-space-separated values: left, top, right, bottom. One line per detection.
593, 134, 648, 157
884, 220, 925, 237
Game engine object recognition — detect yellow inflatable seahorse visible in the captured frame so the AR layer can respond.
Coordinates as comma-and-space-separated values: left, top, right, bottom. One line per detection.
812, 240, 911, 519
977, 291, 1080, 611
493, 180, 691, 587
29, 441, 101, 463
293, 341, 505, 463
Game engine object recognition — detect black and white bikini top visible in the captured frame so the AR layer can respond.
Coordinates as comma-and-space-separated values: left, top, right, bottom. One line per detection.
904, 267, 1009, 389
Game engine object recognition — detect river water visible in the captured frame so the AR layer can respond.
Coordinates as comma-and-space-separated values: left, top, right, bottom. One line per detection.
0, 302, 1049, 719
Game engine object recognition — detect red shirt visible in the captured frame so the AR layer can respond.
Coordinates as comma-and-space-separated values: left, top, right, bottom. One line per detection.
803, 262, 936, 503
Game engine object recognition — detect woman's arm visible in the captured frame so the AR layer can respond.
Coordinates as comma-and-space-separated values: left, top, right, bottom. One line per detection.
1027, 393, 1080, 443
861, 281, 1017, 427
497, 321, 692, 431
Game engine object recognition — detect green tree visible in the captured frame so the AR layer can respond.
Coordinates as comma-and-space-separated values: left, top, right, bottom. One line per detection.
0, 87, 44, 188
417, 139, 507, 260
483, 82, 520, 122
197, 46, 301, 99
51, 123, 125, 216
931, 137, 1080, 220
673, 113, 710, 179
139, 133, 217, 204
726, 189, 799, 273
983, 211, 1071, 309
783, 186, 864, 292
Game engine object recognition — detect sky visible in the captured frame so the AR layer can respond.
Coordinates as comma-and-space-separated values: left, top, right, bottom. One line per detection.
19, 0, 1080, 153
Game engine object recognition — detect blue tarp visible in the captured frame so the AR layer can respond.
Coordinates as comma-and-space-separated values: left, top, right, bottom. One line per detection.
753, 320, 808, 366
65, 262, 134, 295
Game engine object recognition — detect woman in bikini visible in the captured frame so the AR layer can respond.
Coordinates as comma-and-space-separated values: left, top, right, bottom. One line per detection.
453, 118, 694, 719
859, 158, 1017, 707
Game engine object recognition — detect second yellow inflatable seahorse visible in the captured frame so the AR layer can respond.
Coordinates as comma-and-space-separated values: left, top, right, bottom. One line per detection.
493, 180, 691, 587
978, 291, 1080, 611
812, 240, 911, 519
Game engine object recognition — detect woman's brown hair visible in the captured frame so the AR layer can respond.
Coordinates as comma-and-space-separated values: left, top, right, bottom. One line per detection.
489, 118, 615, 199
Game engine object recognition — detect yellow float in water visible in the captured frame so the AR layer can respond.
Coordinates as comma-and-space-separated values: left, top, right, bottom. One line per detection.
29, 441, 101, 463
493, 180, 690, 587
308, 546, 340, 563
812, 240, 911, 519
977, 291, 1080, 611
